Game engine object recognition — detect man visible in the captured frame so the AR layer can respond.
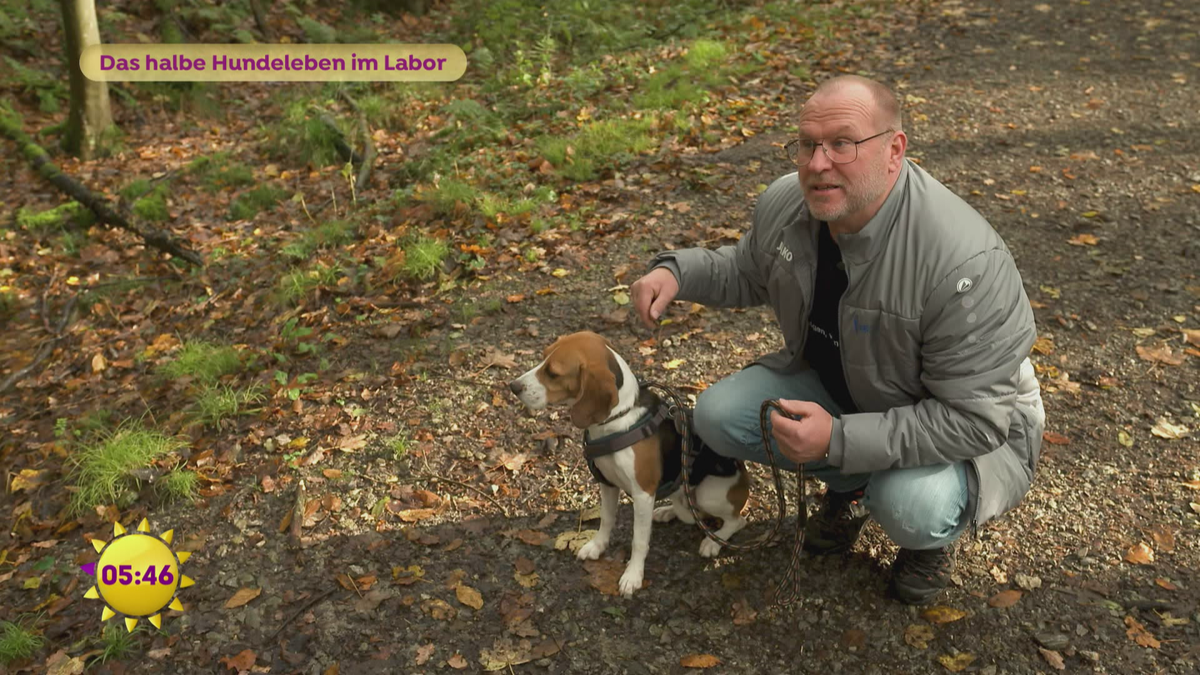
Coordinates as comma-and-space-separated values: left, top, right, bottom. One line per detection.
630, 75, 1045, 605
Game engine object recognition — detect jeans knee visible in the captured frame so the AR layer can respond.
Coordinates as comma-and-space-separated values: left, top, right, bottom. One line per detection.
693, 383, 744, 458
867, 465, 968, 550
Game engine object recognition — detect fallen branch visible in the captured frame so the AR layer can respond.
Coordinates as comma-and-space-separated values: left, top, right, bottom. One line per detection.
313, 109, 364, 166
0, 109, 203, 266
412, 472, 509, 518
264, 588, 340, 646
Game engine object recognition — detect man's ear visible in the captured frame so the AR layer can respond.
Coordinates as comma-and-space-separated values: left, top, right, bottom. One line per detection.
569, 360, 618, 428
888, 130, 907, 171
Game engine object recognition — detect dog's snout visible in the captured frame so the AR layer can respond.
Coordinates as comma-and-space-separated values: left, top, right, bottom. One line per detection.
509, 380, 525, 395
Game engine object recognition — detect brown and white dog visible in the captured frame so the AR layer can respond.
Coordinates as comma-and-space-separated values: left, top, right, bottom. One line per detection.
508, 331, 748, 598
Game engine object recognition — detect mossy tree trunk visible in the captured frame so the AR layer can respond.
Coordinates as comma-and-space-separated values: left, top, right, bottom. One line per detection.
60, 0, 114, 159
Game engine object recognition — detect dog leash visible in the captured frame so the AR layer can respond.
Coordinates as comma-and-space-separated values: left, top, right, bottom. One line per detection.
642, 382, 806, 608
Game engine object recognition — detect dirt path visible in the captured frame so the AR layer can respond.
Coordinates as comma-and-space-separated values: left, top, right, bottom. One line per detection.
38, 1, 1200, 673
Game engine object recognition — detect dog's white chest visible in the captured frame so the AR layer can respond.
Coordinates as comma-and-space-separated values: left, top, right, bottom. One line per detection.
592, 448, 638, 494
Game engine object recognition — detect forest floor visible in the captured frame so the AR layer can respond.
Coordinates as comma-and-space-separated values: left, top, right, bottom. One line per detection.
2, 0, 1199, 673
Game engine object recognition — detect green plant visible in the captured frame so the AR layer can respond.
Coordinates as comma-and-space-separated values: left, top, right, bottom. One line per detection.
157, 341, 241, 384
68, 423, 187, 515
263, 99, 344, 167
157, 468, 198, 503
401, 235, 448, 280
16, 202, 95, 234
0, 620, 44, 665
282, 219, 358, 261
419, 179, 478, 216
4, 56, 66, 112
131, 184, 171, 222
229, 185, 286, 221
275, 263, 338, 305
194, 383, 266, 426
537, 118, 656, 181
92, 623, 136, 665
386, 432, 409, 459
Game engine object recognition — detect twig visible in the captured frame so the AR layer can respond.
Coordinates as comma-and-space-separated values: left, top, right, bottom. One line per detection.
264, 588, 339, 645
0, 293, 78, 395
289, 480, 306, 545
412, 472, 508, 518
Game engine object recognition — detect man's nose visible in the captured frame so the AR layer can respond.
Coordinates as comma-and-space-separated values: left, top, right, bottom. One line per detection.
806, 144, 835, 171
509, 380, 525, 395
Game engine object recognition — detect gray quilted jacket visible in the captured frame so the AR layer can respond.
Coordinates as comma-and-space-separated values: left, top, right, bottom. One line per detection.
651, 160, 1045, 531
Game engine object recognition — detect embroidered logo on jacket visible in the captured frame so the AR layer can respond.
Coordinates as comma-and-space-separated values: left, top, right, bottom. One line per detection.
956, 278, 973, 293
775, 241, 793, 262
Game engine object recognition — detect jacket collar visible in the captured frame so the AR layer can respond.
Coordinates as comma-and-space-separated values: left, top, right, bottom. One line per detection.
831, 159, 914, 266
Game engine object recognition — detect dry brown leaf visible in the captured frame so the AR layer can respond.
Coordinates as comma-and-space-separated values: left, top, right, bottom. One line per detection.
516, 529, 549, 546
583, 559, 624, 596
922, 606, 969, 624
422, 598, 456, 621
904, 624, 935, 649
1123, 542, 1154, 565
1041, 431, 1070, 445
338, 435, 367, 452
45, 651, 86, 675
1183, 328, 1200, 346
937, 652, 975, 672
224, 587, 262, 609
448, 654, 468, 669
322, 664, 339, 675
260, 475, 277, 493
1137, 343, 1185, 366
1155, 577, 1178, 591
1149, 526, 1176, 552
731, 599, 757, 625
1068, 233, 1099, 246
481, 349, 518, 371
456, 584, 484, 610
10, 469, 50, 492
514, 571, 539, 588
1039, 648, 1066, 670
1032, 336, 1055, 354
554, 529, 596, 552
1124, 615, 1161, 648
988, 589, 1023, 608
680, 654, 722, 669
393, 507, 435, 523
220, 649, 257, 671
415, 643, 434, 665
1182, 480, 1200, 490
506, 294, 525, 303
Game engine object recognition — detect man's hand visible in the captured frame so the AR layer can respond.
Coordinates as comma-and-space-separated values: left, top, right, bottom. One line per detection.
630, 267, 680, 328
770, 400, 833, 465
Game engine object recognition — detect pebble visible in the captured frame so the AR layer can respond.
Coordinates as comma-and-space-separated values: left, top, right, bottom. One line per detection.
1034, 631, 1070, 651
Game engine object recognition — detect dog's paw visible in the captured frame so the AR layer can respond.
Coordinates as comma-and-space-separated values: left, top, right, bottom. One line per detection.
576, 537, 607, 560
698, 537, 723, 558
618, 566, 644, 598
652, 505, 677, 523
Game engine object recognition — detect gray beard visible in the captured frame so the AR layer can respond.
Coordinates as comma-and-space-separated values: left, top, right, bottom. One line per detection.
808, 164, 890, 224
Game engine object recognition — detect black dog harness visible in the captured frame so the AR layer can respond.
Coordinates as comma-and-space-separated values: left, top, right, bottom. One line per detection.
581, 390, 687, 500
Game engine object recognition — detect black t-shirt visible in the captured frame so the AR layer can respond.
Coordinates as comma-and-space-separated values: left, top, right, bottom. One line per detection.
802, 223, 859, 415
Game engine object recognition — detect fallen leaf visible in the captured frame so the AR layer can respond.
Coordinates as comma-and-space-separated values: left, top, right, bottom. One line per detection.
1032, 336, 1055, 355
554, 529, 596, 552
990, 565, 1008, 584
45, 651, 86, 675
551, 268, 569, 278
1183, 328, 1200, 346
260, 475, 277, 493
224, 587, 262, 609
415, 643, 434, 665
1155, 578, 1178, 591
448, 654, 468, 669
1042, 431, 1070, 445
937, 652, 975, 672
1125, 615, 1161, 648
1137, 343, 1185, 366
353, 589, 391, 612
421, 598, 456, 620
1149, 526, 1175, 552
323, 469, 343, 479
583, 559, 624, 596
92, 353, 107, 373
322, 664, 339, 675
338, 435, 367, 452
10, 469, 49, 492
731, 599, 757, 625
147, 647, 172, 659
393, 564, 425, 584
1182, 480, 1200, 490
481, 350, 518, 371
1118, 430, 1134, 447
663, 359, 686, 370
456, 584, 484, 610
221, 649, 256, 671
1123, 542, 1154, 565
516, 529, 548, 546
506, 294, 525, 303
612, 291, 630, 306
988, 589, 1023, 608
904, 624, 934, 649
392, 507, 435, 523
1039, 648, 1066, 670
680, 654, 721, 668
514, 571, 539, 588
1150, 418, 1189, 440
922, 606, 968, 624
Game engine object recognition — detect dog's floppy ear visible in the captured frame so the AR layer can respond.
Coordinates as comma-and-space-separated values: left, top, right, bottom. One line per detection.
569, 357, 618, 428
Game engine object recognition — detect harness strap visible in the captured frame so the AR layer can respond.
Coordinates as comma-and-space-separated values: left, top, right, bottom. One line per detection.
582, 404, 670, 460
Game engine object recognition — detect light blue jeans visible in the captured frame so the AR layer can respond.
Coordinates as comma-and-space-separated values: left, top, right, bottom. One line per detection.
693, 366, 970, 551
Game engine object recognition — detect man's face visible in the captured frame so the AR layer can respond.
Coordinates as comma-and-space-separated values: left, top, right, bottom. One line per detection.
796, 90, 895, 225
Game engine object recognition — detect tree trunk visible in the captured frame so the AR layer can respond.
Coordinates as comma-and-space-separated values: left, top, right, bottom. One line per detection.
60, 0, 114, 159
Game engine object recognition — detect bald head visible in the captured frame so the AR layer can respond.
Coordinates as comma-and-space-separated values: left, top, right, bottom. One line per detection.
808, 75, 902, 133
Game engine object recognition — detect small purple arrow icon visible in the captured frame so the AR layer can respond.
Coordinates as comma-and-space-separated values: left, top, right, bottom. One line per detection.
80, 563, 96, 576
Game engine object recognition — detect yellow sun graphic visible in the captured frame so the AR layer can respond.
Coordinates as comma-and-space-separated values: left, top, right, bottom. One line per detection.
82, 518, 195, 632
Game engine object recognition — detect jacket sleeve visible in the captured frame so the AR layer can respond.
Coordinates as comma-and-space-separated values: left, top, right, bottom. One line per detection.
647, 178, 792, 308
826, 248, 1037, 473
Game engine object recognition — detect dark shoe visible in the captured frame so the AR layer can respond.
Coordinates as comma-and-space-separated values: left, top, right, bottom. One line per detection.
802, 487, 869, 554
889, 546, 954, 605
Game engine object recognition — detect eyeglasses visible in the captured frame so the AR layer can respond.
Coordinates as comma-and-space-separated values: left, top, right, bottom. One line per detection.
785, 130, 893, 166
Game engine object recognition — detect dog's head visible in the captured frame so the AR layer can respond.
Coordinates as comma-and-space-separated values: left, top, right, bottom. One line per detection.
508, 331, 622, 428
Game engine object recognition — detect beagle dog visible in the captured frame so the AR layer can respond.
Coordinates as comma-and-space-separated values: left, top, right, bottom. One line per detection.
509, 331, 749, 598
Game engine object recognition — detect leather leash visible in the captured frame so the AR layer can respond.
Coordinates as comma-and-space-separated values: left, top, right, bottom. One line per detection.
642, 382, 807, 607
